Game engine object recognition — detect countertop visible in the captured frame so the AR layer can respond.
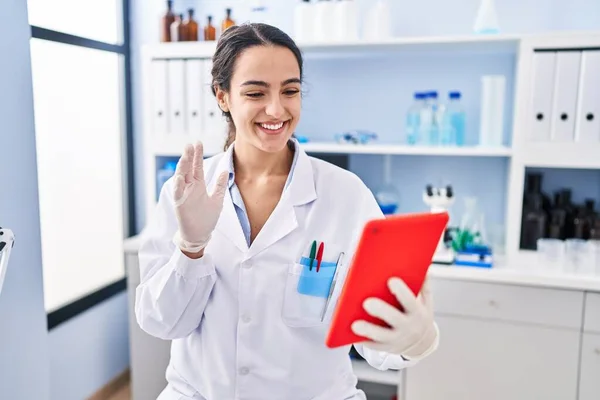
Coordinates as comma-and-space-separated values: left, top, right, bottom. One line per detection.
123, 236, 600, 292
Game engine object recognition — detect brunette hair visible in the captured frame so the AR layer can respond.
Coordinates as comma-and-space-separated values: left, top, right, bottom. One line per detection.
210, 23, 304, 151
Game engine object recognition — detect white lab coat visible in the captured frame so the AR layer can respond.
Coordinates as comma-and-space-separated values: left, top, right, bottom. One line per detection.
136, 144, 416, 400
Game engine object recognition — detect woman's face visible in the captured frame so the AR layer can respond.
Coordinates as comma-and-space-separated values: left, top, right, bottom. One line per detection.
217, 45, 302, 153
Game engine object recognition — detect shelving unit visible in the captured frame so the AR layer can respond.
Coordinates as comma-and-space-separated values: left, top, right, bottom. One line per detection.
140, 31, 600, 397
301, 142, 512, 157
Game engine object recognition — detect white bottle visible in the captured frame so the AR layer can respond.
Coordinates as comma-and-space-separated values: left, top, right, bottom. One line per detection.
294, 0, 314, 42
479, 75, 506, 146
333, 0, 358, 42
474, 0, 500, 34
363, 0, 392, 41
314, 0, 336, 42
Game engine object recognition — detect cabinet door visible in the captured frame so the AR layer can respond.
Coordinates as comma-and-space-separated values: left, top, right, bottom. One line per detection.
201, 59, 228, 155
404, 315, 579, 400
579, 333, 600, 400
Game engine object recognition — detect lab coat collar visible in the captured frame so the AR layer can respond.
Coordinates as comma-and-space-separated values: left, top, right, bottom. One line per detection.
213, 139, 316, 257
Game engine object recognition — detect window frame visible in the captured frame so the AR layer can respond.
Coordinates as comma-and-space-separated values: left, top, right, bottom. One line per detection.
30, 0, 135, 330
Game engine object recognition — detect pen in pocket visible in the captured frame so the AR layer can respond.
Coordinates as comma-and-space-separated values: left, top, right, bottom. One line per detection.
321, 252, 344, 321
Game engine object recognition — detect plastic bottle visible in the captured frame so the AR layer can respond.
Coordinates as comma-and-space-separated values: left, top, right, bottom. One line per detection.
443, 91, 466, 146
249, 0, 271, 24
474, 0, 500, 34
406, 92, 424, 145
314, 0, 335, 42
429, 91, 440, 145
333, 0, 358, 42
294, 0, 314, 42
363, 0, 392, 41
419, 92, 433, 146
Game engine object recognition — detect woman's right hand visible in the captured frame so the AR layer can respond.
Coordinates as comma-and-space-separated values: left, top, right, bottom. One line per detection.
173, 142, 229, 253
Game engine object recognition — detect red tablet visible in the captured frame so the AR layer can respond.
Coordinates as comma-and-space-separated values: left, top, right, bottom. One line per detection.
325, 211, 449, 348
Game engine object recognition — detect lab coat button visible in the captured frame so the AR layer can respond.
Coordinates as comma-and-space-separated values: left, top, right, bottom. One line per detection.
239, 367, 250, 375
242, 261, 252, 269
241, 315, 251, 323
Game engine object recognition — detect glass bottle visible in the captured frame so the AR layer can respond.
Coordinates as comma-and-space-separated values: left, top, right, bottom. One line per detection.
204, 16, 216, 41
161, 0, 176, 42
221, 8, 236, 34
521, 196, 548, 249
170, 14, 186, 42
184, 8, 199, 41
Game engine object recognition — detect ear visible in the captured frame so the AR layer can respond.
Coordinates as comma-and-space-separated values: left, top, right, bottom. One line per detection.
215, 86, 230, 112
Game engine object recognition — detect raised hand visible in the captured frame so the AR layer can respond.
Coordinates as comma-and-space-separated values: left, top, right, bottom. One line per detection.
173, 142, 228, 253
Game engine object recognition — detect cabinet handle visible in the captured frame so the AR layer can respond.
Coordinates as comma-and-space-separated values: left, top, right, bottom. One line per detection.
157, 111, 163, 117
192, 111, 198, 117
209, 111, 215, 117
560, 113, 568, 121
586, 113, 594, 121
174, 111, 180, 117
536, 113, 544, 121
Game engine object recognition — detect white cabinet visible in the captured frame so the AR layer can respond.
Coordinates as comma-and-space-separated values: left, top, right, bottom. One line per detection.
579, 333, 600, 400
404, 315, 579, 400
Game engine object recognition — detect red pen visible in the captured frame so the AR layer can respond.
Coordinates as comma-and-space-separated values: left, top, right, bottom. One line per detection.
316, 242, 324, 272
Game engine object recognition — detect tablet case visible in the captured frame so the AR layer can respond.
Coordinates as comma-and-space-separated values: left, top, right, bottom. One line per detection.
325, 211, 449, 348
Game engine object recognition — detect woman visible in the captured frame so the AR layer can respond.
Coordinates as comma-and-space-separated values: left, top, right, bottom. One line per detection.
136, 23, 439, 400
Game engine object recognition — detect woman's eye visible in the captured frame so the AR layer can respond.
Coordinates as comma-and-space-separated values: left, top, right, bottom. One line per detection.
284, 89, 300, 96
246, 92, 264, 98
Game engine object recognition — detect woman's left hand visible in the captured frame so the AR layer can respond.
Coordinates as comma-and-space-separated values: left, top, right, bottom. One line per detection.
350, 277, 438, 359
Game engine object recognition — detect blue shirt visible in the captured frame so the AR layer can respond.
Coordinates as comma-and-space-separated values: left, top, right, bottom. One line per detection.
227, 140, 300, 246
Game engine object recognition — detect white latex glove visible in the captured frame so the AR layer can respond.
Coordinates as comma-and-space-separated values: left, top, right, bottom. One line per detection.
173, 142, 228, 253
351, 277, 438, 360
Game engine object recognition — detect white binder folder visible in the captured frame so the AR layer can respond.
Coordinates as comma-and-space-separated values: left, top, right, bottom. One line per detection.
167, 59, 187, 136
550, 51, 582, 142
575, 51, 600, 143
150, 60, 169, 137
0, 228, 15, 296
530, 52, 557, 142
201, 60, 227, 156
185, 59, 204, 142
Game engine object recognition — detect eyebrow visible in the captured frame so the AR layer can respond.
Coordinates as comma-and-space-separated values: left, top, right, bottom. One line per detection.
240, 78, 302, 87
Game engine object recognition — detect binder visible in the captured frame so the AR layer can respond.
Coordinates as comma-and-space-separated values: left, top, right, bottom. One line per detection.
185, 60, 204, 142
201, 60, 227, 155
530, 52, 557, 142
167, 59, 187, 136
550, 51, 582, 142
575, 51, 600, 143
150, 60, 169, 137
0, 228, 15, 296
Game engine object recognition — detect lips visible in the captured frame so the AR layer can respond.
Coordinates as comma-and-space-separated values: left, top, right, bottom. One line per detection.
256, 120, 289, 135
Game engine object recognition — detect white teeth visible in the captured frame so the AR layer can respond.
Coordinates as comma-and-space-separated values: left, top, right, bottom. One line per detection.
260, 122, 284, 130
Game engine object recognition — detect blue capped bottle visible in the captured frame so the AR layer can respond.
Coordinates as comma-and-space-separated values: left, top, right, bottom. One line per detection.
446, 91, 466, 146
406, 92, 425, 145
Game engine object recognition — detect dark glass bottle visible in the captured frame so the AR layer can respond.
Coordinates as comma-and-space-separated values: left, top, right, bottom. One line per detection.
520, 196, 548, 250
204, 16, 216, 41
161, 0, 176, 42
221, 8, 236, 33
590, 217, 600, 240
573, 206, 587, 239
520, 173, 550, 249
183, 8, 199, 41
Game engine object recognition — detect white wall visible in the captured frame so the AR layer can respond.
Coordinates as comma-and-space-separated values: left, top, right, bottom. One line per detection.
48, 293, 130, 400
0, 0, 50, 398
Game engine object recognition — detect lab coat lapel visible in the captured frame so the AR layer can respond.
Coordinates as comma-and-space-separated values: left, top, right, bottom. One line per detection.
246, 148, 317, 259
213, 147, 249, 253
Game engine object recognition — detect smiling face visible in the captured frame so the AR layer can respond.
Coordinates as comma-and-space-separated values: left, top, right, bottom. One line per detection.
216, 45, 302, 153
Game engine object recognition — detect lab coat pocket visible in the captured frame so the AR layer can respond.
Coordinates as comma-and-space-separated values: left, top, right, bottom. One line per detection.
282, 257, 337, 327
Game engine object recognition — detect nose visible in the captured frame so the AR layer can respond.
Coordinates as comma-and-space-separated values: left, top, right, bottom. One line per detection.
265, 95, 285, 119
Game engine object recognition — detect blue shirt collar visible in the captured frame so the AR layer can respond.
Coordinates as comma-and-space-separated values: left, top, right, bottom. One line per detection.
227, 139, 299, 190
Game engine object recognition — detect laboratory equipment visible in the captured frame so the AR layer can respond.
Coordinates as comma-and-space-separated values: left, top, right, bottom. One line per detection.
333, 0, 358, 42
374, 155, 399, 215
419, 92, 433, 145
479, 75, 506, 147
429, 91, 440, 145
473, 0, 500, 34
314, 0, 336, 42
161, 0, 176, 42
204, 16, 216, 41
537, 238, 565, 273
293, 0, 314, 42
170, 14, 186, 42
423, 184, 455, 264
0, 227, 15, 296
406, 92, 425, 145
183, 9, 199, 41
363, 0, 392, 41
444, 91, 466, 146
221, 8, 236, 33
249, 0, 271, 24
156, 160, 178, 200
334, 130, 377, 144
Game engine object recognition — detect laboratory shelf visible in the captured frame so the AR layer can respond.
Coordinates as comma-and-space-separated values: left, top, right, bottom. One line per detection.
300, 142, 513, 157
516, 142, 600, 169
351, 359, 400, 386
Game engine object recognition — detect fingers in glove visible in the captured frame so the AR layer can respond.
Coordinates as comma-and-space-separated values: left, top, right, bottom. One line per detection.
192, 142, 205, 182
173, 174, 187, 205
362, 297, 407, 329
418, 277, 433, 309
351, 320, 396, 343
388, 277, 419, 314
210, 171, 229, 203
176, 144, 194, 184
